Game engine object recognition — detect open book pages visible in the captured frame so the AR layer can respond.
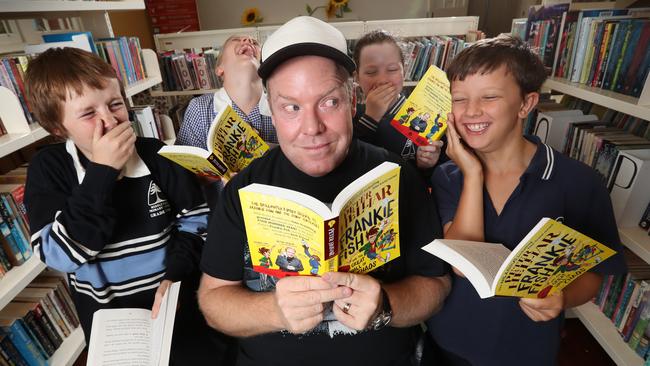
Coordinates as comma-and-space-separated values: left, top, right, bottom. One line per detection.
87, 281, 181, 366
239, 162, 401, 277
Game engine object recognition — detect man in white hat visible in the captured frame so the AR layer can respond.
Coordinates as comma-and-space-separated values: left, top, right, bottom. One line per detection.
198, 16, 450, 366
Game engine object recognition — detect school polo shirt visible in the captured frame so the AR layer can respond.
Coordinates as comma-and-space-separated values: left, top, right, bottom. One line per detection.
427, 135, 627, 366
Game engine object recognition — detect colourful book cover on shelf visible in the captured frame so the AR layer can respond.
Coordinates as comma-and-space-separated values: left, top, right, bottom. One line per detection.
389, 65, 451, 146
42, 31, 97, 54
159, 104, 269, 178
239, 162, 400, 277
423, 218, 617, 298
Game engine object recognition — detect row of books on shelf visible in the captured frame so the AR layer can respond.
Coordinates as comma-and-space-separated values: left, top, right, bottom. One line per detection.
594, 249, 650, 361
95, 36, 148, 88
393, 32, 485, 82
0, 167, 32, 277
1, 32, 149, 134
516, 4, 650, 98
155, 30, 486, 93
129, 105, 173, 142
157, 48, 221, 92
0, 273, 80, 366
526, 99, 650, 182
0, 55, 35, 127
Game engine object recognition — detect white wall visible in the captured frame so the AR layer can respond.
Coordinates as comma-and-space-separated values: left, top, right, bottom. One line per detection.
197, 0, 429, 30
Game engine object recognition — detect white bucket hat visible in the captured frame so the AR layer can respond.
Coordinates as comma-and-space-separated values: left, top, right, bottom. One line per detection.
258, 16, 356, 81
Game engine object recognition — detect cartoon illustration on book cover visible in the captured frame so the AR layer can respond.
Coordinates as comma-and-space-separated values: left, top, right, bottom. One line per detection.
390, 65, 451, 146
494, 219, 616, 298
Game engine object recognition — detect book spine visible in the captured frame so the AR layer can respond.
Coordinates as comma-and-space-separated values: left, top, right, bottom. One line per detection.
0, 197, 30, 260
615, 279, 637, 328
614, 280, 641, 333
3, 322, 47, 366
32, 304, 62, 348
22, 312, 54, 357
47, 291, 75, 333
0, 196, 30, 259
39, 296, 69, 338
54, 284, 79, 328
0, 335, 28, 366
612, 274, 633, 322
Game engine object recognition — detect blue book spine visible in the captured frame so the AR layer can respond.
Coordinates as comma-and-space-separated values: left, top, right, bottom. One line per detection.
0, 212, 24, 265
0, 196, 30, 261
0, 195, 31, 259
3, 321, 48, 366
614, 20, 644, 93
118, 37, 135, 85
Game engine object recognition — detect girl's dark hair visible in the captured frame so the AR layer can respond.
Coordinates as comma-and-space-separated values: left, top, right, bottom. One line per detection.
353, 30, 404, 66
446, 34, 547, 95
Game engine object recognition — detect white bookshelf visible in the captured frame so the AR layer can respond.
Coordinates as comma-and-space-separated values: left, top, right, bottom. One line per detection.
124, 49, 163, 98
0, 87, 51, 158
620, 226, 650, 267
568, 302, 644, 366
49, 327, 86, 366
543, 77, 650, 121
0, 256, 46, 310
153, 16, 479, 97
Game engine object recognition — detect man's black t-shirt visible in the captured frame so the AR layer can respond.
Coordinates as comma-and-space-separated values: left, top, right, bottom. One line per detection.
201, 139, 446, 366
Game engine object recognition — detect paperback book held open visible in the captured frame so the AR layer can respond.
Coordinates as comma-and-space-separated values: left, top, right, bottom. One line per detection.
390, 65, 451, 146
158, 105, 269, 178
422, 218, 616, 298
239, 162, 401, 277
87, 281, 180, 366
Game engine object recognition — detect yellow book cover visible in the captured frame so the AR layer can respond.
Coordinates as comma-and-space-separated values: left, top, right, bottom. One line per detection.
390, 65, 451, 146
422, 218, 617, 298
158, 105, 269, 178
239, 162, 400, 277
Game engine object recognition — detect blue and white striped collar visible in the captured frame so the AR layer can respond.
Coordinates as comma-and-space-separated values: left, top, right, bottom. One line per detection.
523, 135, 555, 181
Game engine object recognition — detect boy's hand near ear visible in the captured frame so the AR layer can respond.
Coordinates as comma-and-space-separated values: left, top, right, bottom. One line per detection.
92, 120, 137, 170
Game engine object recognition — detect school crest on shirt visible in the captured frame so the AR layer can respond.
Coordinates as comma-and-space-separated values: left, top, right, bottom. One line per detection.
147, 181, 171, 218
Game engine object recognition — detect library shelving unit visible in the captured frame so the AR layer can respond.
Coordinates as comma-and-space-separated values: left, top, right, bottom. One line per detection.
151, 16, 479, 97
0, 2, 163, 365
545, 77, 650, 366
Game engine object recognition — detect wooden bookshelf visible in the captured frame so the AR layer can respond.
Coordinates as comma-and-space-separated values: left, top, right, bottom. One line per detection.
568, 302, 644, 366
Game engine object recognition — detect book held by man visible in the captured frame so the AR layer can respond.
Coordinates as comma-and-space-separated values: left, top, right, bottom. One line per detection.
390, 65, 451, 146
86, 282, 180, 366
422, 218, 617, 298
239, 162, 401, 277
158, 105, 269, 178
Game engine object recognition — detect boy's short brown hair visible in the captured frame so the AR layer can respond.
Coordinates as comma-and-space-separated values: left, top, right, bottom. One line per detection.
353, 30, 404, 67
446, 35, 547, 96
25, 47, 122, 136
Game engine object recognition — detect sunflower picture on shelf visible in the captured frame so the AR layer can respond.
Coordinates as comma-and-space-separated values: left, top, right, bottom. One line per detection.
241, 8, 263, 26
306, 0, 351, 19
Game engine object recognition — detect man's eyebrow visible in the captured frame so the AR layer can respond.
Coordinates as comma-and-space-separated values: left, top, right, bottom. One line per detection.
276, 85, 342, 102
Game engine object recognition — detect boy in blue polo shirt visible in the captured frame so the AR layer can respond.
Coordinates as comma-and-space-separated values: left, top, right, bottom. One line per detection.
427, 35, 627, 365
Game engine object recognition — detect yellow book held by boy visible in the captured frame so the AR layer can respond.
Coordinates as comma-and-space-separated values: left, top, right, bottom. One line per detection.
158, 105, 269, 178
239, 162, 401, 277
390, 65, 451, 146
422, 218, 617, 298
